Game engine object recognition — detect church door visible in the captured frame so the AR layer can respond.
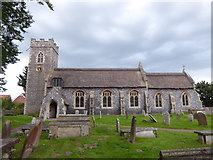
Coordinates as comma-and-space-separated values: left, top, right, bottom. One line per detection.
49, 100, 57, 118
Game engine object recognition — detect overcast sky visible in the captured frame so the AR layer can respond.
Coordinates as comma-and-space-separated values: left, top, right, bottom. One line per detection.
3, 0, 211, 100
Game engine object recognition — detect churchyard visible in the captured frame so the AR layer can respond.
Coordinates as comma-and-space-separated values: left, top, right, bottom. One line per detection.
2, 112, 213, 158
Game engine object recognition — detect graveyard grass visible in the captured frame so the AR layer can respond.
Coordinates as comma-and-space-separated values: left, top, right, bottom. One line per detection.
3, 115, 32, 129
7, 113, 212, 158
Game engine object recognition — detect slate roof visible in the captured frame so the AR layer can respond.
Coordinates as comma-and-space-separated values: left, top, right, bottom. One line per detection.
47, 68, 194, 89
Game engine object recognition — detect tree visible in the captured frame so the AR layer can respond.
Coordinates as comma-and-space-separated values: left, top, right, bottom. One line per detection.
17, 66, 28, 92
195, 81, 213, 107
0, 1, 53, 92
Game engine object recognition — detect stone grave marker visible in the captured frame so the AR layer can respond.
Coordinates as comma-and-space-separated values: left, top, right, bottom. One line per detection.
75, 110, 79, 114
148, 114, 157, 123
188, 114, 194, 122
142, 110, 146, 116
116, 118, 120, 133
92, 116, 96, 128
129, 116, 136, 144
163, 112, 170, 125
84, 110, 88, 115
176, 114, 181, 120
21, 121, 43, 158
99, 111, 102, 119
197, 113, 207, 126
125, 110, 128, 119
205, 108, 211, 116
193, 113, 198, 120
2, 120, 11, 139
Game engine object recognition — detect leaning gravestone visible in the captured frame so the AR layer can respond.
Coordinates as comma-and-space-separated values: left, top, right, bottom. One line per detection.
163, 112, 170, 125
188, 114, 194, 122
21, 122, 43, 158
142, 110, 146, 116
148, 114, 157, 123
197, 113, 207, 126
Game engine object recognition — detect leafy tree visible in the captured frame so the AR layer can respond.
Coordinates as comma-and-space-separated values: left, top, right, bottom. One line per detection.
1, 96, 14, 110
0, 1, 53, 92
17, 66, 28, 92
195, 81, 213, 107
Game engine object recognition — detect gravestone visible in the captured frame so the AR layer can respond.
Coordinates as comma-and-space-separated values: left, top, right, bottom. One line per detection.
148, 114, 157, 123
75, 110, 79, 114
21, 122, 43, 158
99, 111, 102, 119
197, 113, 207, 126
2, 120, 11, 139
188, 114, 194, 122
125, 110, 128, 119
205, 108, 211, 116
84, 110, 88, 115
116, 118, 120, 133
163, 112, 170, 125
92, 116, 96, 128
129, 116, 136, 144
31, 117, 40, 125
176, 114, 181, 120
142, 110, 146, 116
180, 109, 184, 115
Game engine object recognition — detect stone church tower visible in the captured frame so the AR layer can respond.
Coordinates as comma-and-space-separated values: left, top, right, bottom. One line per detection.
24, 38, 59, 114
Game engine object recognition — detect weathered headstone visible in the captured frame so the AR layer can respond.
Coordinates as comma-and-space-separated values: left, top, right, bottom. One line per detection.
180, 109, 184, 115
176, 114, 181, 120
31, 117, 40, 125
99, 111, 102, 119
193, 113, 198, 120
116, 118, 120, 133
142, 110, 146, 116
125, 110, 128, 120
92, 116, 96, 128
197, 113, 207, 126
188, 114, 194, 122
148, 114, 157, 123
21, 122, 43, 158
75, 110, 79, 114
163, 112, 170, 125
2, 120, 11, 139
84, 110, 88, 115
129, 116, 136, 144
205, 108, 211, 116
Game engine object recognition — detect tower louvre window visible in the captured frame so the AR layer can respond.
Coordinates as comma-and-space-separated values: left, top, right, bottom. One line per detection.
37, 52, 44, 63
52, 78, 63, 87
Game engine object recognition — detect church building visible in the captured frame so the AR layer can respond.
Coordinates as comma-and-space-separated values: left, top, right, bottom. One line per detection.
24, 38, 202, 120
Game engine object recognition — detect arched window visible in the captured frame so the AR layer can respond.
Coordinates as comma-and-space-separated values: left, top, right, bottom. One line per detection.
52, 78, 63, 87
182, 92, 190, 106
37, 52, 44, 63
102, 90, 112, 108
75, 90, 85, 108
129, 90, 139, 107
155, 93, 163, 107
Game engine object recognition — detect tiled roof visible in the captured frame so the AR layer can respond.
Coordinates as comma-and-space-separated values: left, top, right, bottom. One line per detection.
0, 95, 11, 98
13, 94, 25, 103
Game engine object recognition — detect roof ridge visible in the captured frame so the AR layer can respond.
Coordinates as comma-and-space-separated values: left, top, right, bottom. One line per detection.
54, 68, 139, 71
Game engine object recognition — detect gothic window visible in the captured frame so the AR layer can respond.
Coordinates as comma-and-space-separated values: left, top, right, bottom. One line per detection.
129, 90, 139, 107
182, 92, 190, 107
102, 90, 112, 108
155, 93, 163, 107
37, 52, 44, 63
75, 90, 85, 108
52, 78, 63, 87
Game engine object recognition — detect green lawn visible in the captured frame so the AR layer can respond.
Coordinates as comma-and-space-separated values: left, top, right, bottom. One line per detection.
94, 113, 213, 130
3, 115, 32, 129
12, 124, 211, 158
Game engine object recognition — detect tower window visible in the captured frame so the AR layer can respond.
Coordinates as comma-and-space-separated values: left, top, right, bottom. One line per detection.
37, 52, 44, 63
52, 78, 63, 87
182, 92, 190, 107
75, 90, 85, 108
102, 90, 113, 108
155, 93, 163, 107
129, 90, 139, 107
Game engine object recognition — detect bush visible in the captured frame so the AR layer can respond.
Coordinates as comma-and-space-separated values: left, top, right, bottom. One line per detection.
12, 103, 24, 115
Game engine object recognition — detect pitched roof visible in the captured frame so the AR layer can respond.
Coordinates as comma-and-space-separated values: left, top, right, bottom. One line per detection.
0, 95, 11, 98
13, 93, 25, 103
47, 68, 195, 89
146, 73, 194, 89
47, 68, 146, 88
